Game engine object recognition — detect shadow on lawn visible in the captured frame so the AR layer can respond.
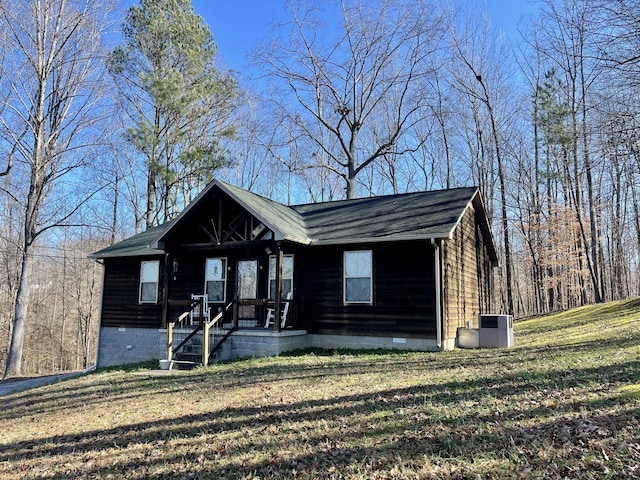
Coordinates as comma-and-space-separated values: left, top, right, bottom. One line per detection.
2, 330, 638, 423
2, 357, 639, 479
0, 351, 452, 422
0, 372, 200, 422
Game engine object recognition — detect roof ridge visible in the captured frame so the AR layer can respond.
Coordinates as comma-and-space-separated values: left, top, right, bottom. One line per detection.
290, 185, 478, 209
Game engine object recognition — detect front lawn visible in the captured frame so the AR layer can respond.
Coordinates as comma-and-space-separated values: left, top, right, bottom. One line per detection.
1, 299, 639, 479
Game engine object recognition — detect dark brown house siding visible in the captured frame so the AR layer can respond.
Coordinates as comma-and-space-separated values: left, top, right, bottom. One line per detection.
93, 182, 498, 355
164, 247, 276, 324
441, 205, 494, 341
297, 240, 437, 338
101, 256, 164, 328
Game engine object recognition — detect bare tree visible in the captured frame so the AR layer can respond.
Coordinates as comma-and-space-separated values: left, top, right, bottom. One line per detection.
256, 0, 445, 199
0, 0, 114, 378
526, 0, 605, 303
445, 3, 518, 315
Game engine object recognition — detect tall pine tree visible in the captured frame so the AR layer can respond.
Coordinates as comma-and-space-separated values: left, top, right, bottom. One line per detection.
109, 0, 238, 228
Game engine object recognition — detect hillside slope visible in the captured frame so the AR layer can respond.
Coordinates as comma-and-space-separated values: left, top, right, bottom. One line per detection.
1, 299, 639, 479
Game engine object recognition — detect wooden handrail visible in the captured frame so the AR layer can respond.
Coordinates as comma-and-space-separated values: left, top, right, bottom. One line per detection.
172, 324, 203, 356
167, 299, 235, 364
202, 301, 234, 366
167, 296, 207, 360
206, 301, 233, 328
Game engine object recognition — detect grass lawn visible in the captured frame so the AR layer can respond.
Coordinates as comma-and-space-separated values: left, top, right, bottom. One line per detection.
1, 299, 639, 479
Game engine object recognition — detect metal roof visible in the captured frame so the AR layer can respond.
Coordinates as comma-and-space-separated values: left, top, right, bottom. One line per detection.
91, 181, 496, 261
89, 223, 168, 259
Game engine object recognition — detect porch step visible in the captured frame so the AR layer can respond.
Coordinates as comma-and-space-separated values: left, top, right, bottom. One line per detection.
174, 351, 203, 365
181, 343, 203, 354
171, 359, 198, 370
171, 326, 228, 367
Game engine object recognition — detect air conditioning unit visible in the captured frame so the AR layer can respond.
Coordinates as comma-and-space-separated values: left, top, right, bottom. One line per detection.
478, 314, 514, 348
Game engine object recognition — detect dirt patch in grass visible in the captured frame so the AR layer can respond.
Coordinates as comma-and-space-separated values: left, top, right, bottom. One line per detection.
1, 300, 639, 479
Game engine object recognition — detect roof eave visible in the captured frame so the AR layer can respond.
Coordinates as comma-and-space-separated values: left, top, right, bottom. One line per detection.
89, 249, 165, 260
279, 235, 312, 245
445, 187, 480, 239
471, 190, 499, 263
309, 234, 451, 246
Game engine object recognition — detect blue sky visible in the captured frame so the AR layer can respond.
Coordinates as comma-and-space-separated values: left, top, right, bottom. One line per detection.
191, 0, 538, 72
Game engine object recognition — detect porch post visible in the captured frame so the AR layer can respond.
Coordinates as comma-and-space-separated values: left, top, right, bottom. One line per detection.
232, 298, 239, 329
274, 244, 283, 333
202, 320, 210, 367
166, 321, 173, 360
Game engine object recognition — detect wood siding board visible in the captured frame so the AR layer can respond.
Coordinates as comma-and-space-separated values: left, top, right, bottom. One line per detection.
441, 204, 494, 342
98, 202, 493, 344
163, 246, 282, 323
298, 241, 437, 337
101, 257, 164, 328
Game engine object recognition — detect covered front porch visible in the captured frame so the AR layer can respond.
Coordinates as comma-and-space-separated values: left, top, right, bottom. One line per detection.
164, 296, 306, 368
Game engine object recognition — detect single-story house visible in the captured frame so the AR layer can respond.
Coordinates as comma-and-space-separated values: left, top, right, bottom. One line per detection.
91, 180, 498, 367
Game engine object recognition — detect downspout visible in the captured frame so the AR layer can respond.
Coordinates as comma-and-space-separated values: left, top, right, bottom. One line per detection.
162, 253, 171, 328
431, 239, 442, 349
93, 258, 105, 368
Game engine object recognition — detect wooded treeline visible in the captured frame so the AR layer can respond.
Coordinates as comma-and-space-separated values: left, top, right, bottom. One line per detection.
1, 0, 639, 376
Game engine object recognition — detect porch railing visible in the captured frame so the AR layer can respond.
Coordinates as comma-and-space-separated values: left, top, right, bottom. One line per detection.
165, 296, 305, 367
166, 299, 234, 367
236, 297, 304, 330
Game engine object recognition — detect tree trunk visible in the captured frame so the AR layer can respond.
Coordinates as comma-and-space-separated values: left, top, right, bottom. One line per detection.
110, 174, 119, 245
475, 74, 514, 316
3, 43, 47, 378
3, 247, 33, 378
346, 165, 356, 199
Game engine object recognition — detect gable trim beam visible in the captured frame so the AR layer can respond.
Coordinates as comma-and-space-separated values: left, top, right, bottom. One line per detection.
216, 181, 310, 245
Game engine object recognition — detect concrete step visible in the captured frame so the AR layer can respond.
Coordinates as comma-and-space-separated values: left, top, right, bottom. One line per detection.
174, 351, 203, 364
171, 359, 198, 370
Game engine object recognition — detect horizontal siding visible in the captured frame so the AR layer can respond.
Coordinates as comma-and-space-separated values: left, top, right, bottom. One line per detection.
166, 255, 206, 324
442, 205, 494, 342
100, 241, 441, 339
166, 248, 274, 323
101, 257, 163, 328
298, 241, 437, 338
477, 221, 494, 313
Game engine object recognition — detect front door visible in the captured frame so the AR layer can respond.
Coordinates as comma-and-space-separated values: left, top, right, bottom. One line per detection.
237, 259, 258, 319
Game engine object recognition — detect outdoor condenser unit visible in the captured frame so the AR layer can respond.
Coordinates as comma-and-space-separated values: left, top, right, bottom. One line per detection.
478, 314, 514, 348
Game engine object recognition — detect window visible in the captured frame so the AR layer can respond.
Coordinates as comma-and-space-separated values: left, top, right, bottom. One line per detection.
139, 260, 160, 303
205, 258, 227, 303
344, 250, 372, 304
269, 254, 293, 300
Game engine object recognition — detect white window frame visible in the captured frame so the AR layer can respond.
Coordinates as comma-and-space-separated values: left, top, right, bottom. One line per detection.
139, 260, 160, 304
205, 257, 227, 303
268, 254, 294, 301
343, 250, 373, 305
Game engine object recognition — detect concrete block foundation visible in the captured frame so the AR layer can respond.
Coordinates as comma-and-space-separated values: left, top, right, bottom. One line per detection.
306, 334, 439, 352
97, 327, 440, 368
97, 327, 166, 367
